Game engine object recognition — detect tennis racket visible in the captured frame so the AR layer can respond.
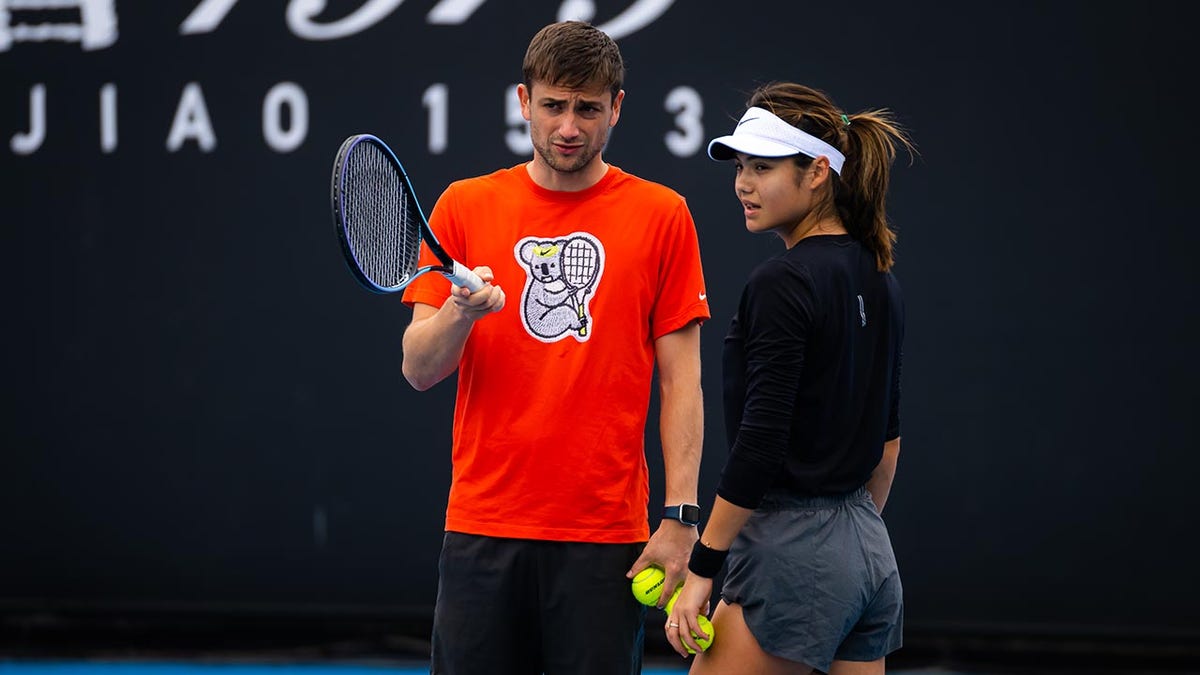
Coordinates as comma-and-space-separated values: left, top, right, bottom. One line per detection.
331, 133, 484, 294
561, 237, 600, 336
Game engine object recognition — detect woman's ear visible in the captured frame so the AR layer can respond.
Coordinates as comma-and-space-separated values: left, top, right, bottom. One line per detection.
809, 156, 833, 189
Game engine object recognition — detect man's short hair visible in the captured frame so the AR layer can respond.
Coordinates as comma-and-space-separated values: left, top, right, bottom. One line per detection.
522, 21, 624, 101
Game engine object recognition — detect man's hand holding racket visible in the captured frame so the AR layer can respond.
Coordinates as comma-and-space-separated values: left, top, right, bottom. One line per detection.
447, 265, 506, 322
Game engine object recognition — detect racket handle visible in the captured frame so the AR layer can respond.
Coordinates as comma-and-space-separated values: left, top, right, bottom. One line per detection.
447, 261, 486, 293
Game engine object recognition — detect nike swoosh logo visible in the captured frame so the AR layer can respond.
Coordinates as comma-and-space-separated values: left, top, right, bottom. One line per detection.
735, 114, 760, 129
698, 293, 707, 300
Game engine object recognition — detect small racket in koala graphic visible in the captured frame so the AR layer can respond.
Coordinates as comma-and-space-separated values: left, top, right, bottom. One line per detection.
561, 237, 600, 336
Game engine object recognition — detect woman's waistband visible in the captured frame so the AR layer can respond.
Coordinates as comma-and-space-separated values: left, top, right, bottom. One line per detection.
757, 486, 872, 511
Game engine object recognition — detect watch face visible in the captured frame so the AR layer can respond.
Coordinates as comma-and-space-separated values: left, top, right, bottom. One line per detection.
665, 504, 701, 525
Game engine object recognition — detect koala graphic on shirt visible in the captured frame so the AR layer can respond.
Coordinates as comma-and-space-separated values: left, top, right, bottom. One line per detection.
515, 233, 604, 342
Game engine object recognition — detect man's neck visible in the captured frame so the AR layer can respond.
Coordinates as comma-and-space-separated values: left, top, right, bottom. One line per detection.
525, 159, 609, 192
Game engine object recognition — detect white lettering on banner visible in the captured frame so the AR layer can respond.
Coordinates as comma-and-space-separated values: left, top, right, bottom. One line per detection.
558, 0, 674, 40
179, 0, 238, 35
557, 0, 594, 22
425, 0, 487, 25
10, 82, 45, 154
263, 82, 308, 153
2, 3, 703, 156
100, 82, 116, 152
664, 86, 702, 158
179, 0, 671, 40
0, 0, 117, 52
4, 82, 710, 158
286, 0, 405, 41
422, 84, 449, 155
166, 82, 217, 153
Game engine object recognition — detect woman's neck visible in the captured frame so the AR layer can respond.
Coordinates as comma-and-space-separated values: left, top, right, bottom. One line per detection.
783, 216, 847, 248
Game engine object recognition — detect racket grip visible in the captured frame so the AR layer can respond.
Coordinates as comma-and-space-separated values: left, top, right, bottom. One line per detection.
447, 261, 485, 293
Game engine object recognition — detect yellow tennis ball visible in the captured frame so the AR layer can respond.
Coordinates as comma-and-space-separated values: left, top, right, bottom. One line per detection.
687, 615, 715, 654
665, 587, 681, 615
630, 566, 667, 606
665, 589, 714, 653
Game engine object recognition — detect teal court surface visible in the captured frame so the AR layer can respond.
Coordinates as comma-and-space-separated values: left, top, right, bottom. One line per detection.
0, 662, 962, 675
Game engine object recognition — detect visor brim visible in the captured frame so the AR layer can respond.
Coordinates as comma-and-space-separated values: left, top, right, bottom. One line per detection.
706, 136, 802, 161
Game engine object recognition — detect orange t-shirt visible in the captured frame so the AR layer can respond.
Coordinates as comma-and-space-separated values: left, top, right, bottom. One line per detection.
402, 165, 710, 543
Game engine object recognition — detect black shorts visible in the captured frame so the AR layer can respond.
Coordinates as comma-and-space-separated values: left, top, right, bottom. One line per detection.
431, 532, 646, 675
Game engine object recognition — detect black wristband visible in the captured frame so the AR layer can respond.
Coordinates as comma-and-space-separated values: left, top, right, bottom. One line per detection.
688, 540, 729, 578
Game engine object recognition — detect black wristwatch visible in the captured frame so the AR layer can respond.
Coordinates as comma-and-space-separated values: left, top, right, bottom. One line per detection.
663, 503, 701, 526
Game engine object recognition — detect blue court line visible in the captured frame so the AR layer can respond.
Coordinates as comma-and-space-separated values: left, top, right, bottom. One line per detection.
0, 663, 691, 675
0, 662, 957, 675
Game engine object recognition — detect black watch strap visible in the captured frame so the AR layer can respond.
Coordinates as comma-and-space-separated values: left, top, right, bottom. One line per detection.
663, 503, 701, 526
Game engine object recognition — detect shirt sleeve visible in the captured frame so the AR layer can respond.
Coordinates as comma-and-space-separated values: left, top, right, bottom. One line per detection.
650, 198, 711, 339
401, 183, 460, 309
716, 259, 815, 509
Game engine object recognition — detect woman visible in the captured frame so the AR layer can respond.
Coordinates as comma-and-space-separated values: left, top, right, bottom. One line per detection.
667, 82, 915, 674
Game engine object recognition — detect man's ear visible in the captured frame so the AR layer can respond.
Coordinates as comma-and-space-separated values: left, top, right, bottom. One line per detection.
609, 89, 625, 128
517, 83, 532, 122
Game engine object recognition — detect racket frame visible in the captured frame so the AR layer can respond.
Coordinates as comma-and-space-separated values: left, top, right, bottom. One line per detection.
331, 133, 483, 294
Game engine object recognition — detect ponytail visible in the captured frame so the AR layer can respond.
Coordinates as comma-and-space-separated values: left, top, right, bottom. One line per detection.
838, 110, 915, 271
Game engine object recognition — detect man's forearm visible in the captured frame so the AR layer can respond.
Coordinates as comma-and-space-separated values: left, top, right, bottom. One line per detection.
655, 324, 704, 506
659, 380, 703, 506
402, 300, 474, 391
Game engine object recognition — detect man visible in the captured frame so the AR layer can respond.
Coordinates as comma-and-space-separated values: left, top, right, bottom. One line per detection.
401, 20, 710, 674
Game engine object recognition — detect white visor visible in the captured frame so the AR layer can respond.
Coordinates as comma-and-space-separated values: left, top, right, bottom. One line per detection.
707, 106, 846, 175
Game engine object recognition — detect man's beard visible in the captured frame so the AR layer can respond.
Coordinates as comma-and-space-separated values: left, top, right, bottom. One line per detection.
533, 133, 605, 174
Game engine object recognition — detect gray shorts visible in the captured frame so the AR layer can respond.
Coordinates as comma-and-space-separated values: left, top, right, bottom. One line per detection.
721, 487, 903, 673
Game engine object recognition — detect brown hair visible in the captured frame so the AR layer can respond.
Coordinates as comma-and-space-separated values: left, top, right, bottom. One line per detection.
522, 21, 624, 102
747, 82, 915, 271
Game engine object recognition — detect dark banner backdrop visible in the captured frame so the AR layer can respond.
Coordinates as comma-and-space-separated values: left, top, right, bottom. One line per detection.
2, 0, 1196, 641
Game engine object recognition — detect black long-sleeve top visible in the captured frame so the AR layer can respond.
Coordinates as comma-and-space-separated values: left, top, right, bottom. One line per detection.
718, 234, 904, 509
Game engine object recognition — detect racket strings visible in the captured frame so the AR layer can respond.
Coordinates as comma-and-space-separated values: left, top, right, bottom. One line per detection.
563, 239, 599, 288
342, 143, 421, 288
